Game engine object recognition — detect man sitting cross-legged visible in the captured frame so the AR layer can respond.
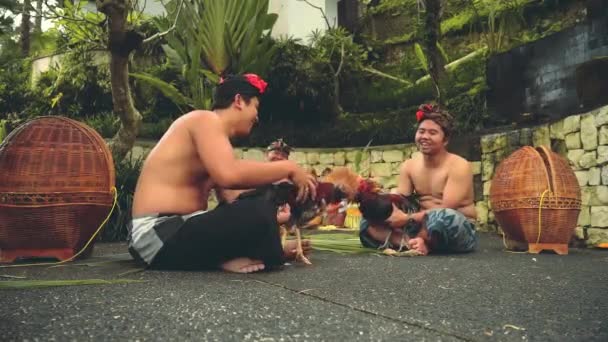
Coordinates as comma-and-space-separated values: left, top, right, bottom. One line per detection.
128, 74, 316, 273
359, 104, 478, 255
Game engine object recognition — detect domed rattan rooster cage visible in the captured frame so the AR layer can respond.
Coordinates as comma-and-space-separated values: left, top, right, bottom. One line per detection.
489, 146, 581, 255
0, 116, 115, 262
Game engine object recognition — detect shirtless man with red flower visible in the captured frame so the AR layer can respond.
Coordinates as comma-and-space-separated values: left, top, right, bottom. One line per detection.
128, 74, 316, 273
359, 104, 478, 255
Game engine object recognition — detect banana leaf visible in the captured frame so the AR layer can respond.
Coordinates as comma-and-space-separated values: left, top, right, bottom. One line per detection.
307, 233, 379, 255
129, 72, 191, 108
0, 278, 143, 290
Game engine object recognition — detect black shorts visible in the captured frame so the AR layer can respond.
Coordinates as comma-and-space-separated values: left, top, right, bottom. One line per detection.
143, 196, 284, 270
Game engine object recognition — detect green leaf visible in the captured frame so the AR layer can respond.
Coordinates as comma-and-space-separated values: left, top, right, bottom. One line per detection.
153, 0, 278, 110
130, 72, 191, 108
308, 233, 378, 255
0, 279, 143, 290
0, 120, 6, 143
199, 69, 220, 84
414, 43, 428, 73
161, 44, 185, 71
437, 42, 449, 64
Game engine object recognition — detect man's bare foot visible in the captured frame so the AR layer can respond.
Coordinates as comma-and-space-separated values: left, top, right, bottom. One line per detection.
283, 239, 312, 260
221, 258, 265, 273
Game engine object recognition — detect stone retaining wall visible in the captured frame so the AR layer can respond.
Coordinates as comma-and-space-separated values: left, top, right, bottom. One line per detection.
129, 142, 481, 197
478, 105, 608, 246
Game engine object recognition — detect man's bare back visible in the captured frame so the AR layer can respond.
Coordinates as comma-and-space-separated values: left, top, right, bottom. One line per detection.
133, 112, 215, 216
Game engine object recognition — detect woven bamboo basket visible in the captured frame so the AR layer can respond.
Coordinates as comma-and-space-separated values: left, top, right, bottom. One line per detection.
0, 116, 115, 262
489, 146, 581, 255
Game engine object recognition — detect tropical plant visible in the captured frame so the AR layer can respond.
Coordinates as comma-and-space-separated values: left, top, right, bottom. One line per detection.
101, 155, 144, 242
52, 0, 106, 51
262, 37, 335, 123
414, 41, 449, 73
309, 27, 367, 116
0, 0, 16, 35
0, 119, 6, 142
466, 0, 527, 53
352, 139, 373, 176
36, 0, 178, 161
131, 0, 278, 111
84, 113, 120, 138
0, 58, 32, 115
31, 48, 113, 117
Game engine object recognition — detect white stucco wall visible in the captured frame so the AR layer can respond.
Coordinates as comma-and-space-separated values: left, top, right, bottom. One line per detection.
84, 0, 165, 16
325, 0, 339, 29
30, 54, 63, 85
269, 0, 338, 42
32, 1, 340, 81
81, 0, 337, 43
31, 50, 109, 85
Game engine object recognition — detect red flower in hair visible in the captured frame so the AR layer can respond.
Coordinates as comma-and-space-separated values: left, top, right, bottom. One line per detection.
416, 110, 424, 122
416, 104, 435, 122
244, 73, 268, 94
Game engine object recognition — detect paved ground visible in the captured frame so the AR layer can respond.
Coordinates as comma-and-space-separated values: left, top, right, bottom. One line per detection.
1, 233, 607, 341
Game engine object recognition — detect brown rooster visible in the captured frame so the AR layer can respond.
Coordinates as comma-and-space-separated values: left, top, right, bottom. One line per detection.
323, 167, 421, 237
237, 181, 347, 265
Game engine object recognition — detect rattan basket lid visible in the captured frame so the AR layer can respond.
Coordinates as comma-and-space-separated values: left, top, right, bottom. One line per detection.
0, 116, 115, 194
490, 146, 581, 210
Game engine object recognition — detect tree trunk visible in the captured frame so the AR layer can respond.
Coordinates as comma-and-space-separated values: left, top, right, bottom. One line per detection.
333, 74, 341, 117
97, 0, 143, 162
422, 0, 446, 104
21, 0, 31, 56
34, 0, 42, 33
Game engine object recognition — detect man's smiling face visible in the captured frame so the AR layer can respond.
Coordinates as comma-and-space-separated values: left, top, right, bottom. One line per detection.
415, 119, 447, 155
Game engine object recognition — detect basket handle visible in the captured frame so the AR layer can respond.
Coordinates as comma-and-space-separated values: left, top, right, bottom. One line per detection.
535, 146, 556, 193
524, 146, 552, 192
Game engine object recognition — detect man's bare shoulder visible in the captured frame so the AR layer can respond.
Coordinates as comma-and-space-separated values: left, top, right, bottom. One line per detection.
447, 153, 473, 173
176, 110, 221, 134
400, 154, 422, 170
180, 110, 217, 124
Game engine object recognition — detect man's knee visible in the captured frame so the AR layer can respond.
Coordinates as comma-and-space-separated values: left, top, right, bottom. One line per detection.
230, 196, 278, 227
431, 208, 459, 217
425, 208, 477, 253
359, 219, 394, 249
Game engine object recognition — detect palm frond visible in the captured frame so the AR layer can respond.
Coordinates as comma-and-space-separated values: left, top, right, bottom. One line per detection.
0, 278, 143, 290
307, 233, 378, 255
129, 72, 191, 108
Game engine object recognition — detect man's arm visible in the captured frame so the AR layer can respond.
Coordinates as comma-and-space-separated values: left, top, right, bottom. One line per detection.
395, 160, 414, 195
192, 112, 299, 189
366, 222, 405, 247
441, 159, 474, 209
216, 188, 247, 204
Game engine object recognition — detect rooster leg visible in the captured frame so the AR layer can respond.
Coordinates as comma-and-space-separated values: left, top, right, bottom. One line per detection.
294, 226, 312, 265
280, 225, 287, 248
